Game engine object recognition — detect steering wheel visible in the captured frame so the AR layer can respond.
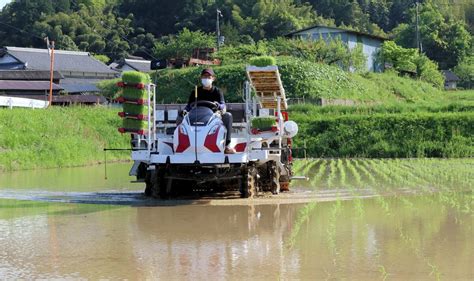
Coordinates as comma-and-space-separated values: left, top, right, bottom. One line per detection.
189, 100, 219, 111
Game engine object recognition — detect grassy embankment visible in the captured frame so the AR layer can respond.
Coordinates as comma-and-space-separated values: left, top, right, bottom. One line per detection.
0, 106, 129, 171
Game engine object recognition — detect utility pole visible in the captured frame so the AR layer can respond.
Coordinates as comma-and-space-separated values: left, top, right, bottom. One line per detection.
415, 0, 423, 53
45, 37, 55, 107
216, 9, 223, 51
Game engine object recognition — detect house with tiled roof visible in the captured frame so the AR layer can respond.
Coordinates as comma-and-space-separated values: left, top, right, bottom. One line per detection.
441, 70, 460, 90
0, 46, 118, 94
110, 58, 152, 73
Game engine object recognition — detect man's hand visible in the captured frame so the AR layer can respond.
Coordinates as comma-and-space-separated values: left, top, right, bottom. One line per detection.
180, 110, 188, 117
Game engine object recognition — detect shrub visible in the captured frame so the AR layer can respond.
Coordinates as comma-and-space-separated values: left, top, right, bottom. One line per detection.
416, 55, 444, 89
213, 41, 269, 65
97, 78, 121, 99
454, 56, 474, 89
291, 111, 474, 158
379, 41, 445, 88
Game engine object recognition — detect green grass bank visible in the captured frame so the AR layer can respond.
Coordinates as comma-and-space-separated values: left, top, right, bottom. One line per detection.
152, 57, 446, 104
0, 107, 130, 171
291, 110, 474, 158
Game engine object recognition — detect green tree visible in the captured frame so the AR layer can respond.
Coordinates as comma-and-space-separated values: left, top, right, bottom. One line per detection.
350, 43, 367, 73
93, 54, 111, 64
380, 41, 444, 88
415, 55, 444, 89
153, 28, 215, 60
454, 56, 474, 89
380, 40, 418, 73
393, 0, 472, 69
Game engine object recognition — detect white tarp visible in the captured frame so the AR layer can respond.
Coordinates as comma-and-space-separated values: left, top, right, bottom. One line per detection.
0, 96, 48, 109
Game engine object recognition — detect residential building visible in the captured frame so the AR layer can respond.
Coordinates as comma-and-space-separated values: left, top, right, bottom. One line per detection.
0, 46, 118, 95
286, 25, 387, 72
110, 58, 152, 73
442, 70, 460, 90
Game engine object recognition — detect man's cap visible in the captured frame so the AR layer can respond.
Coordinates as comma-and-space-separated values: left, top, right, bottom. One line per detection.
201, 68, 215, 76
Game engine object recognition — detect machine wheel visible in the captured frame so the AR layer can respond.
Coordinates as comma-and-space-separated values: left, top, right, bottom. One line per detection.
144, 170, 154, 197
270, 161, 280, 195
241, 165, 258, 198
151, 166, 168, 199
159, 177, 172, 199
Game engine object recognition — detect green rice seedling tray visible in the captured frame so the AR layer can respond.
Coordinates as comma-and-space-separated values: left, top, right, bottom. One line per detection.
249, 56, 277, 67
122, 88, 148, 100
123, 104, 149, 115
251, 116, 277, 129
123, 119, 148, 130
122, 71, 150, 84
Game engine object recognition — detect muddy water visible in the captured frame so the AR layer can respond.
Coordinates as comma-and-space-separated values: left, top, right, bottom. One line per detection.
0, 161, 473, 280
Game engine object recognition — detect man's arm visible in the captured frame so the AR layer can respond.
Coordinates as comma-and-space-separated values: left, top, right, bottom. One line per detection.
217, 88, 226, 111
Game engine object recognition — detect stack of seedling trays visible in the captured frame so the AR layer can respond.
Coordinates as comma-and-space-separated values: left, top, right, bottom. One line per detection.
116, 71, 151, 135
246, 57, 287, 110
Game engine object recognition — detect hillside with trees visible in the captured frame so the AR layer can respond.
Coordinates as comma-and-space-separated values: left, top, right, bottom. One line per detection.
0, 0, 472, 86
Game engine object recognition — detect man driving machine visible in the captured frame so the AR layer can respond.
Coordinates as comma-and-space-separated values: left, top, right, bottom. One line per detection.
183, 68, 235, 154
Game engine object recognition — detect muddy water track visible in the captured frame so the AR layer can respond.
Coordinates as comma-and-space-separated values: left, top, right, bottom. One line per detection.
0, 185, 436, 207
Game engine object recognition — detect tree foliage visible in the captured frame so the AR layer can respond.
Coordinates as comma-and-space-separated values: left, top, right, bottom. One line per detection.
0, 0, 156, 60
454, 56, 474, 89
0, 0, 471, 78
153, 28, 215, 60
392, 0, 472, 69
380, 41, 444, 88
215, 37, 367, 73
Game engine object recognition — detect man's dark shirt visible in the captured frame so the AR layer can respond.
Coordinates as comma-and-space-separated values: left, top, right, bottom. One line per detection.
185, 86, 225, 111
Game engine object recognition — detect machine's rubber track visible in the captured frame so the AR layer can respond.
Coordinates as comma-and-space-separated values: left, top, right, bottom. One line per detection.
241, 165, 258, 198
144, 170, 153, 196
270, 161, 280, 195
151, 166, 169, 199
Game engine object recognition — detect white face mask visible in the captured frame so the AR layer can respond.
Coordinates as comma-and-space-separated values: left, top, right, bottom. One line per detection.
201, 78, 213, 88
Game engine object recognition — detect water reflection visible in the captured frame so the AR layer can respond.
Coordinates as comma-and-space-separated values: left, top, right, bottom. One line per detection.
0, 193, 472, 280
133, 205, 301, 280
0, 160, 472, 280
0, 203, 302, 279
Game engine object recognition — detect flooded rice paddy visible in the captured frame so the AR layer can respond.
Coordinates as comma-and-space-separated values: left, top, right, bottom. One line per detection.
0, 159, 472, 280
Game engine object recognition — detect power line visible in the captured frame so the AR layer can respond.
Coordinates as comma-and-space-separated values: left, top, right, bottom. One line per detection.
0, 20, 45, 41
